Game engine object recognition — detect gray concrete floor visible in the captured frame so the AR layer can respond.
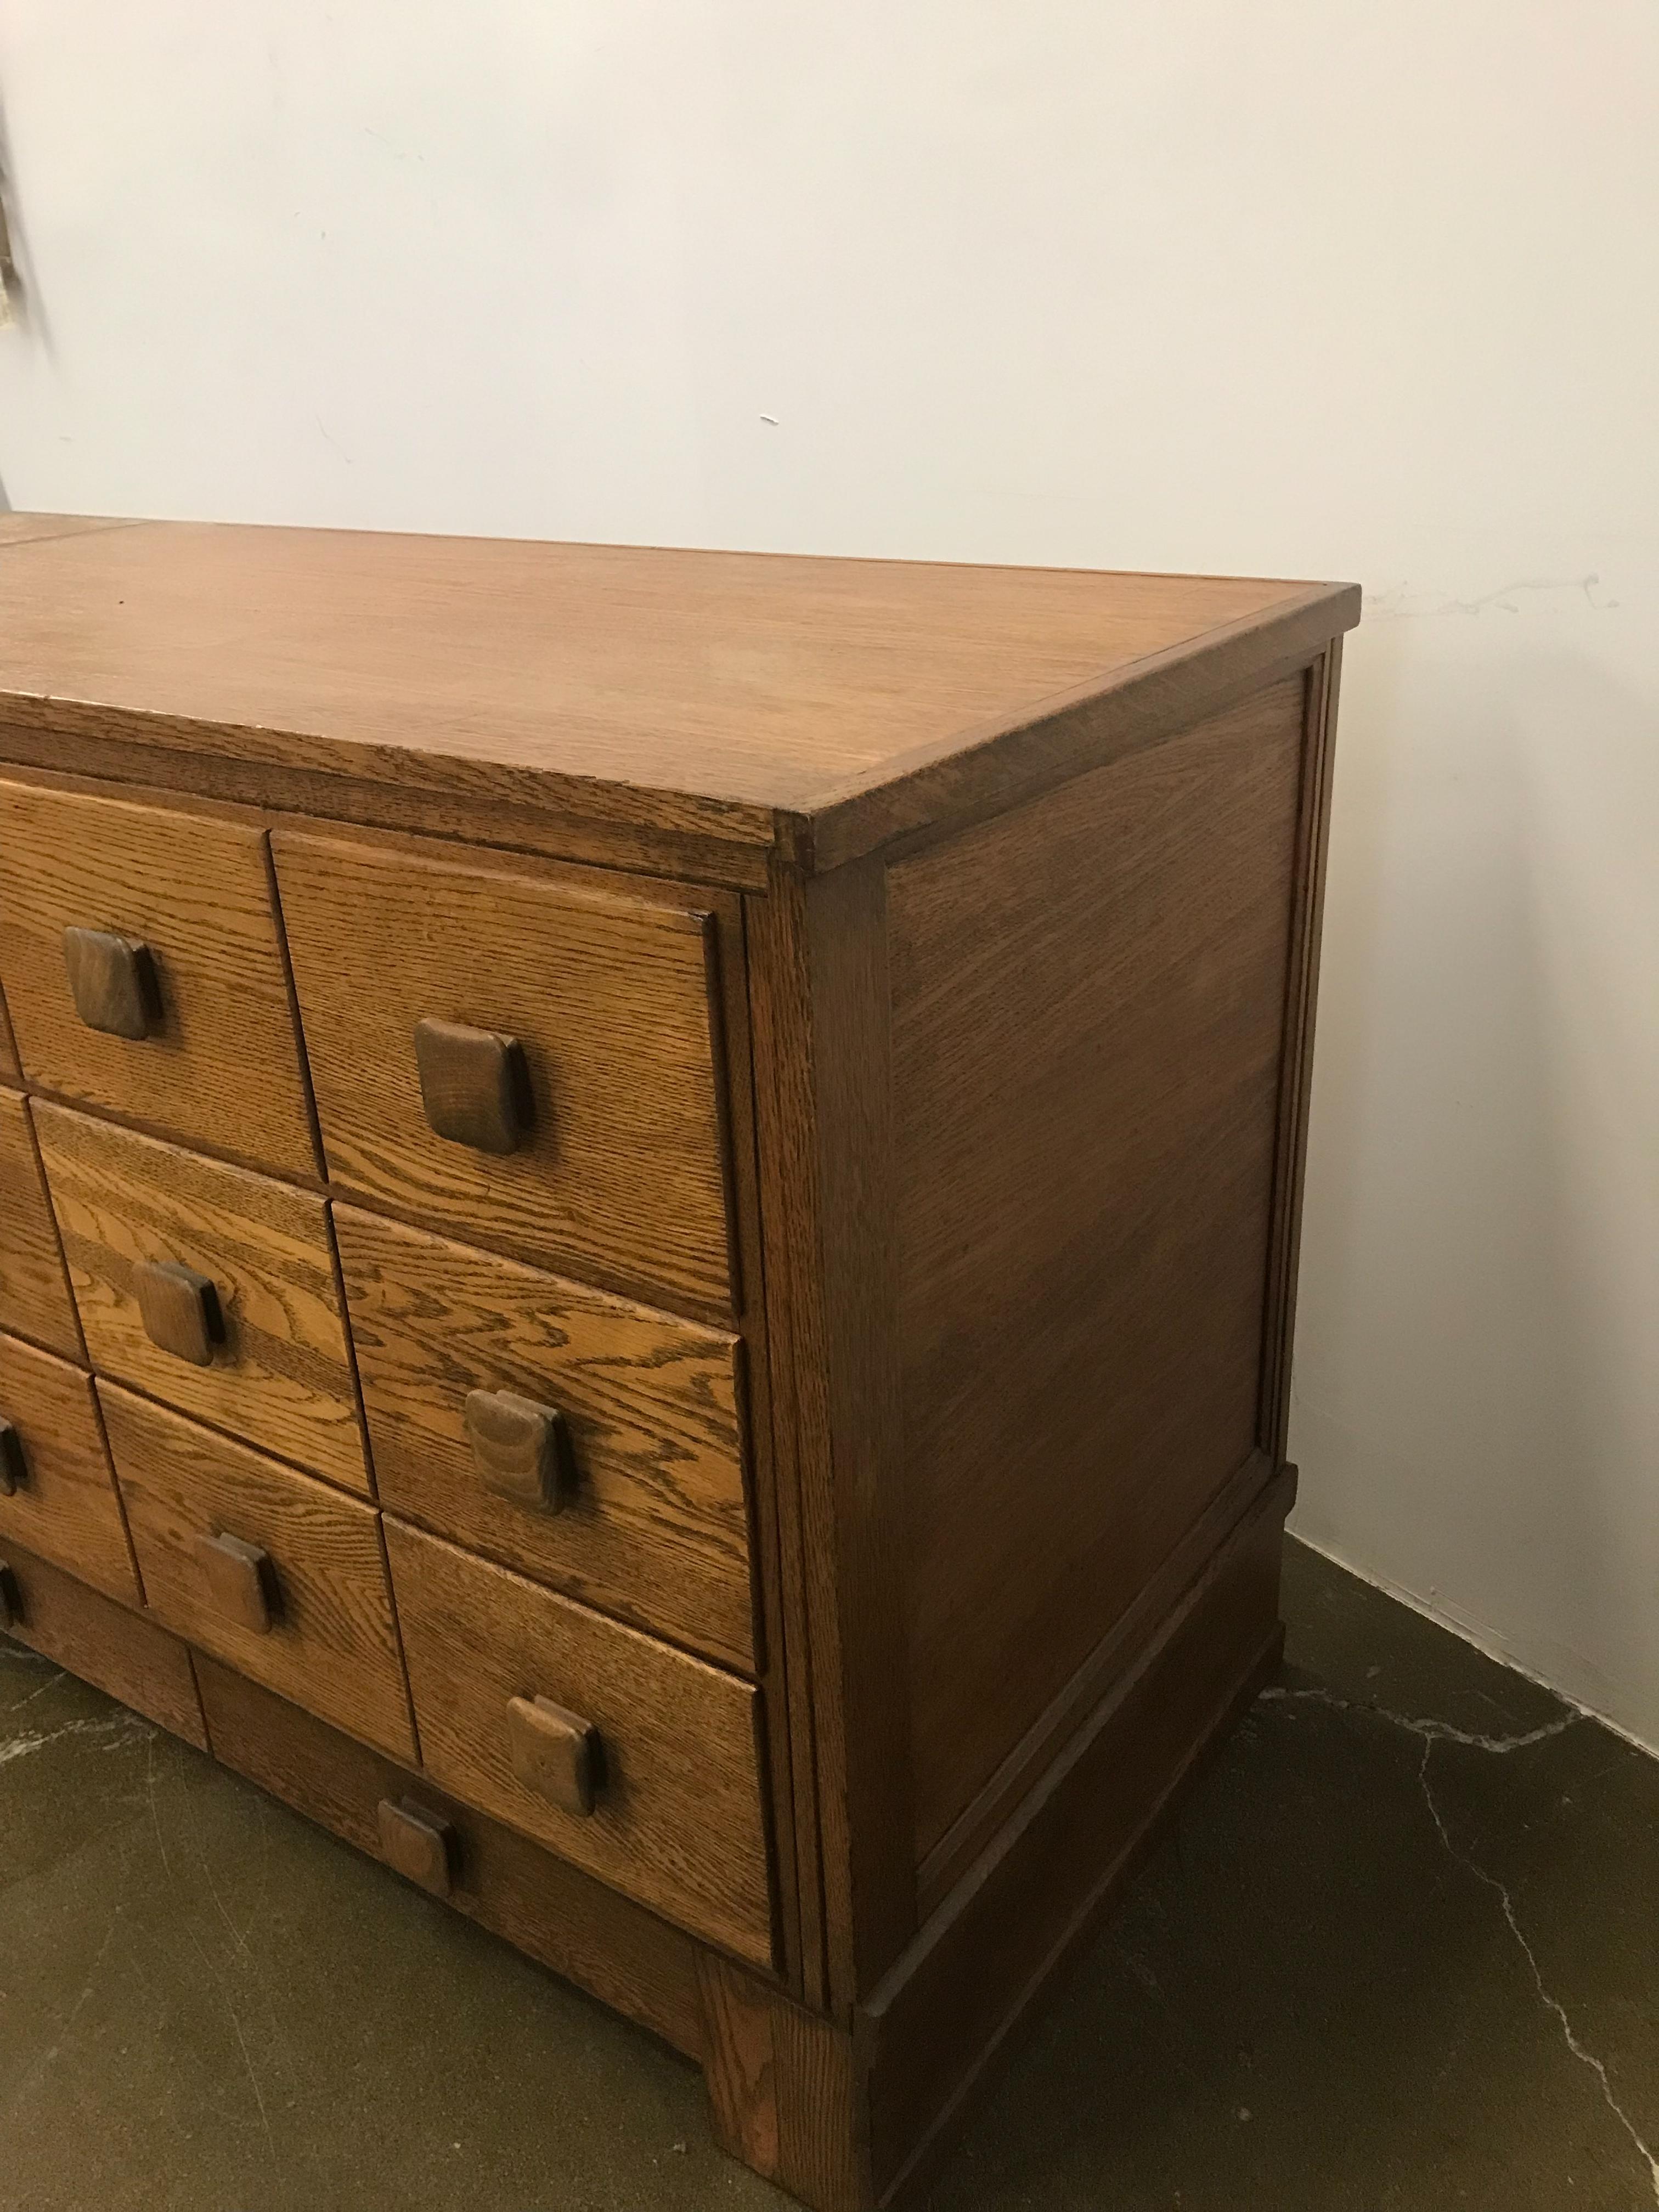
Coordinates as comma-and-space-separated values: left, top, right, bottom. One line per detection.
2, 1540, 1656, 2211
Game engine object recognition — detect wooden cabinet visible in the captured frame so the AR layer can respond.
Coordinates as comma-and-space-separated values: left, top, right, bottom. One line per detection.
0, 519, 1356, 2211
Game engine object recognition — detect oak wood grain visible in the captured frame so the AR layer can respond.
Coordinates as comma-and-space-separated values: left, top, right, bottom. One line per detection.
0, 1330, 139, 1602
385, 1518, 772, 1966
862, 1477, 1291, 2209
0, 523, 1356, 876
0, 1088, 84, 1358
0, 778, 317, 1177
101, 1384, 414, 1759
194, 1652, 707, 2058
1, 1539, 206, 1748
890, 677, 1307, 1860
699, 1955, 868, 2212
744, 860, 917, 2014
35, 1105, 369, 1494
335, 1205, 751, 1668
274, 831, 734, 1313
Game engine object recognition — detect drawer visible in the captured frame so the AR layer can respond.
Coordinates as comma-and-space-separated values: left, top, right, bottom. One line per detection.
194, 1654, 706, 2057
273, 832, 733, 1313
336, 1205, 752, 1669
36, 1105, 369, 1495
0, 780, 315, 1180
101, 1384, 414, 1759
0, 1331, 138, 1602
1, 1542, 206, 1750
385, 1519, 772, 1966
0, 1087, 83, 1358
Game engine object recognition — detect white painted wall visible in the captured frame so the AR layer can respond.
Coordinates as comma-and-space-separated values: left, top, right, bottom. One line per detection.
2, 4, 1655, 1746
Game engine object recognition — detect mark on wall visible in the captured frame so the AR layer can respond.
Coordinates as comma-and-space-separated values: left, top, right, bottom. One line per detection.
1371, 576, 1620, 619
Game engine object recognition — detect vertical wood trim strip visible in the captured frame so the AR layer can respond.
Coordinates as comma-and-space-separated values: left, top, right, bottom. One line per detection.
746, 882, 831, 2011
714, 892, 805, 1991
748, 858, 918, 2017
1259, 641, 1344, 1461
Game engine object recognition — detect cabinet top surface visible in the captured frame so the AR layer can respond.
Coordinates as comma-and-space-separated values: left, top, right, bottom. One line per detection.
0, 516, 1357, 868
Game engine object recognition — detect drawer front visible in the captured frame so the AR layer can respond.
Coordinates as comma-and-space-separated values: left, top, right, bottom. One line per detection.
36, 1105, 369, 1495
273, 833, 733, 1313
0, 782, 315, 1180
1, 1542, 206, 1750
386, 1519, 771, 1966
0, 1331, 138, 1602
336, 1206, 752, 1669
101, 1384, 413, 1759
0, 1088, 83, 1359
194, 1654, 706, 2057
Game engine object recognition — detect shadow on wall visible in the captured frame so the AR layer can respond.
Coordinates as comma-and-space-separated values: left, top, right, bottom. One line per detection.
1290, 598, 1659, 1749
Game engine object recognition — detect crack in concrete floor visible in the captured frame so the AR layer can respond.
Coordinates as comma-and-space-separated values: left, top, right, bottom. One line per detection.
1262, 1679, 1659, 2204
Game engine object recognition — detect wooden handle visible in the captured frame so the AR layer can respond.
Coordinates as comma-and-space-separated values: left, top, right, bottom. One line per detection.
133, 1259, 224, 1367
506, 1693, 599, 1816
464, 1389, 569, 1514
377, 1796, 457, 1898
63, 926, 162, 1041
0, 1418, 26, 1498
195, 1529, 279, 1634
413, 1018, 532, 1155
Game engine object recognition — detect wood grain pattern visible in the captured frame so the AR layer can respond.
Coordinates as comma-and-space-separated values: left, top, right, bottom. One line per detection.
385, 1518, 772, 1966
335, 1206, 751, 1669
0, 1088, 83, 1358
0, 522, 1357, 874
101, 1385, 414, 1759
890, 677, 1307, 1860
0, 779, 317, 1177
0, 1330, 138, 1602
744, 861, 917, 2012
1, 1540, 206, 1747
36, 1105, 369, 1494
0, 983, 17, 1080
862, 1476, 1291, 2209
699, 1955, 868, 2212
194, 1652, 707, 2058
275, 832, 733, 1313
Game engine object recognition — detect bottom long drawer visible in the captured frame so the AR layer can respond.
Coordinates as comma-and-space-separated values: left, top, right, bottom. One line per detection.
385, 1519, 775, 1970
193, 1653, 706, 2057
0, 1540, 206, 1747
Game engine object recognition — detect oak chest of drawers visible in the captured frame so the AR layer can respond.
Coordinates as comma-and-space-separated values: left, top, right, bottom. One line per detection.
0, 513, 1357, 2210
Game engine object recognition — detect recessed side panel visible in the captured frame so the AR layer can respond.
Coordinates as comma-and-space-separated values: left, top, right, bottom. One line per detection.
890, 676, 1308, 1863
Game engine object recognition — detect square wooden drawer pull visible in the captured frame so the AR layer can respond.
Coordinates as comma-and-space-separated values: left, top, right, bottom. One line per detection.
376, 1796, 457, 1898
0, 1418, 26, 1497
195, 1530, 280, 1634
133, 1260, 224, 1367
413, 1018, 532, 1155
463, 1389, 569, 1514
0, 1559, 18, 1632
63, 927, 163, 1040
506, 1693, 599, 1816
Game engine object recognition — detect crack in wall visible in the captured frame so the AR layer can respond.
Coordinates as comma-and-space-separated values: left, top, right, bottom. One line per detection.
1260, 1680, 1659, 2202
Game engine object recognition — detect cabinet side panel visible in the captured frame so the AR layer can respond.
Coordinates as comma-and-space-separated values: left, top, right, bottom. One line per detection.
890, 676, 1307, 1860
